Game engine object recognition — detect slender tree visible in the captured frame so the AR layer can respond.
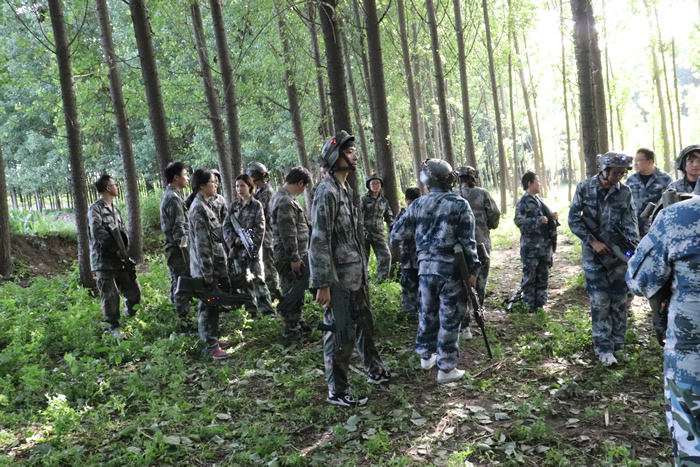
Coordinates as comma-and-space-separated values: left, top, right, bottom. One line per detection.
49, 0, 95, 289
671, 36, 682, 148
655, 7, 677, 154
513, 34, 542, 182
412, 23, 429, 162
508, 52, 518, 206
453, 0, 476, 168
0, 142, 11, 276
307, 0, 333, 136
560, 0, 573, 201
586, 2, 609, 154
352, 0, 374, 118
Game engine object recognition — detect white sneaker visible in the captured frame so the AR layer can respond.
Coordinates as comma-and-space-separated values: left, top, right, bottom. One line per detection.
420, 354, 436, 370
462, 327, 473, 339
437, 368, 465, 383
598, 353, 618, 367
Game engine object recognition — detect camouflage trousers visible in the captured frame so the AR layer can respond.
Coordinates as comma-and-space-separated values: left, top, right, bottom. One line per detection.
521, 255, 552, 311
197, 276, 229, 355
665, 377, 700, 466
400, 268, 419, 318
417, 274, 467, 372
276, 254, 310, 340
262, 246, 280, 298
232, 257, 274, 316
96, 269, 141, 327
583, 257, 628, 355
165, 247, 191, 317
476, 254, 491, 306
364, 234, 392, 280
323, 284, 388, 396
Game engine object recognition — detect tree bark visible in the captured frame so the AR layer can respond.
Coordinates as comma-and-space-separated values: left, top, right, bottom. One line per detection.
586, 3, 609, 154
426, 0, 455, 167
352, 0, 374, 118
209, 0, 243, 176
96, 0, 143, 263
513, 34, 542, 180
601, 0, 615, 149
128, 0, 172, 182
672, 37, 682, 148
49, 0, 95, 289
412, 24, 428, 163
307, 0, 333, 136
0, 143, 11, 277
560, 0, 573, 201
508, 52, 519, 205
453, 0, 476, 168
191, 2, 234, 202
523, 37, 547, 196
427, 61, 441, 160
655, 6, 677, 154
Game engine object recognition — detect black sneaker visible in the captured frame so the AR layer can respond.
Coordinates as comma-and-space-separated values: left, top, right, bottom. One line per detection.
367, 370, 391, 385
327, 392, 368, 407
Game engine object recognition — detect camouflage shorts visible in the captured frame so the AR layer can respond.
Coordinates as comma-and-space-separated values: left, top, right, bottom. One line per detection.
665, 377, 700, 466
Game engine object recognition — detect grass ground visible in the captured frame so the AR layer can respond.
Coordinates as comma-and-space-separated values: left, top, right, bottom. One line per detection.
0, 195, 671, 466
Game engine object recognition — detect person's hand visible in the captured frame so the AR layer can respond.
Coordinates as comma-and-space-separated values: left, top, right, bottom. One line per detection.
315, 287, 331, 307
469, 275, 477, 289
290, 260, 304, 274
541, 216, 549, 224
234, 238, 242, 246
204, 276, 214, 285
590, 240, 611, 255
551, 212, 559, 220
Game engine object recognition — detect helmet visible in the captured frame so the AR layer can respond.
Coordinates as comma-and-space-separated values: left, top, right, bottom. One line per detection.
597, 151, 632, 172
419, 159, 457, 188
676, 144, 700, 172
246, 162, 269, 181
319, 131, 355, 169
365, 173, 384, 189
457, 165, 479, 179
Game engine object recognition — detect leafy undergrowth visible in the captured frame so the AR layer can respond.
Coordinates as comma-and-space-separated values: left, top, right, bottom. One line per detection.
0, 216, 671, 466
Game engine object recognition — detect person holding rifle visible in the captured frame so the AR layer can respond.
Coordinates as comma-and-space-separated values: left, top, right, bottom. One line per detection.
223, 174, 274, 318
568, 152, 639, 366
88, 174, 141, 337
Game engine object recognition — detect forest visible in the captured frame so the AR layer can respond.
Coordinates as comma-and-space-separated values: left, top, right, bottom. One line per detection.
0, 0, 694, 464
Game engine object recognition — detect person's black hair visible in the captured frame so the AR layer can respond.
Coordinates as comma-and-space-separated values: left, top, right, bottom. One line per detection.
521, 171, 537, 191
460, 174, 477, 188
165, 162, 187, 183
191, 169, 214, 194
405, 187, 420, 201
235, 173, 255, 192
95, 174, 113, 193
285, 166, 312, 185
636, 147, 655, 162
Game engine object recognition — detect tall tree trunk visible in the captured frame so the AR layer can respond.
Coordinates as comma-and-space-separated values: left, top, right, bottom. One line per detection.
49, 0, 95, 289
499, 81, 512, 194
601, 0, 614, 148
509, 53, 519, 205
523, 37, 547, 196
412, 24, 428, 163
0, 143, 11, 276
364, 0, 399, 214
191, 2, 234, 201
426, 0, 455, 167
352, 0, 374, 118
575, 111, 586, 180
453, 0, 476, 168
209, 0, 243, 175
616, 104, 625, 150
427, 62, 441, 160
586, 2, 609, 154
128, 0, 172, 181
655, 7, 677, 154
308, 0, 333, 136
560, 0, 573, 201
671, 35, 682, 148
397, 0, 424, 189
96, 0, 143, 263
513, 34, 542, 180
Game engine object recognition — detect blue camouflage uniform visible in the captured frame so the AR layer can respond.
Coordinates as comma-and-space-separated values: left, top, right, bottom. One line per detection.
626, 168, 673, 237
391, 188, 480, 372
514, 193, 556, 311
626, 196, 700, 465
568, 175, 639, 357
667, 177, 697, 194
393, 207, 418, 319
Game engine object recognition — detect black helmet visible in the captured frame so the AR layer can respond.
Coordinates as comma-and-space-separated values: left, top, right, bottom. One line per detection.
457, 165, 479, 179
365, 173, 384, 189
246, 162, 269, 181
420, 159, 457, 188
597, 152, 632, 172
676, 145, 700, 172
319, 131, 355, 169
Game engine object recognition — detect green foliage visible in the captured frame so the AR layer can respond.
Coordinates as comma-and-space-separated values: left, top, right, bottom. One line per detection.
8, 208, 76, 240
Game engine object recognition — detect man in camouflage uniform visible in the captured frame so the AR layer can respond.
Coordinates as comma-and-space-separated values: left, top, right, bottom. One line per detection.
361, 174, 394, 280
269, 167, 312, 341
625, 148, 672, 237
669, 145, 700, 194
310, 131, 391, 407
626, 196, 700, 465
392, 159, 480, 384
392, 187, 420, 320
160, 162, 192, 325
568, 152, 639, 366
514, 172, 558, 314
88, 174, 141, 335
248, 162, 281, 300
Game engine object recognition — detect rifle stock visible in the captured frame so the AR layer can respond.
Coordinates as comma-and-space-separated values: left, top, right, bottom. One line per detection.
108, 224, 137, 281
455, 244, 492, 359
580, 215, 635, 263
176, 276, 250, 308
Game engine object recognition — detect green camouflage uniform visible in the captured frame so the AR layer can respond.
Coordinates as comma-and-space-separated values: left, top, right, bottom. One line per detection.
88, 199, 141, 328
361, 193, 394, 280
223, 197, 273, 316
160, 186, 191, 317
269, 186, 310, 339
189, 194, 229, 354
254, 183, 280, 297
310, 174, 389, 396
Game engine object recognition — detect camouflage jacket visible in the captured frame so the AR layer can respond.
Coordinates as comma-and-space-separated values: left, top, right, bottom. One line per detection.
626, 168, 673, 236
254, 183, 275, 248
393, 207, 417, 269
223, 197, 265, 261
188, 194, 228, 278
391, 188, 480, 278
309, 174, 366, 291
269, 186, 309, 263
160, 186, 188, 251
361, 193, 394, 239
667, 177, 697, 194
88, 199, 127, 271
568, 175, 639, 267
209, 194, 227, 224
514, 193, 556, 259
626, 196, 700, 384
457, 184, 500, 251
